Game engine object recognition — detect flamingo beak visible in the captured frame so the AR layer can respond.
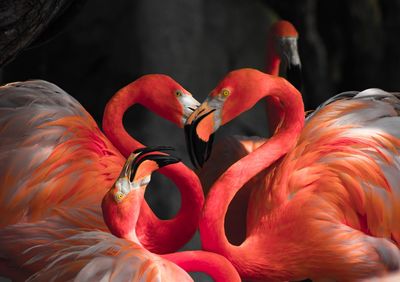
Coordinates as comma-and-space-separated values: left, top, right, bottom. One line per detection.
112, 146, 180, 203
130, 146, 181, 179
119, 152, 137, 179
280, 37, 302, 90
184, 103, 217, 168
180, 95, 201, 126
120, 146, 181, 182
287, 63, 302, 91
147, 154, 181, 169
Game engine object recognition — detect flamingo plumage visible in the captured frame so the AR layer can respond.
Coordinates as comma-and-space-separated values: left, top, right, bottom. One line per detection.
192, 20, 301, 245
186, 68, 400, 281
0, 76, 203, 254
0, 147, 240, 282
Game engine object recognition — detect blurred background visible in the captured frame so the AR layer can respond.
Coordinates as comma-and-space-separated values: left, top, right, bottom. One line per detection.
1, 0, 399, 280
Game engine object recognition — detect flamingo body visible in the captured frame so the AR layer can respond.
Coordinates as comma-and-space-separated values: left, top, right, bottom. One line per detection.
243, 89, 400, 280
0, 80, 124, 225
0, 148, 240, 281
195, 21, 301, 244
0, 210, 192, 281
186, 69, 400, 281
0, 77, 203, 255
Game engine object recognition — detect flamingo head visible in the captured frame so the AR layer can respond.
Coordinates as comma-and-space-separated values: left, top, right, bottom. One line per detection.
268, 20, 302, 90
138, 75, 200, 127
185, 69, 271, 168
102, 146, 180, 239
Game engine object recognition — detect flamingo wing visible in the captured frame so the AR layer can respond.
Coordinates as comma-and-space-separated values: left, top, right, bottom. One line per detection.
0, 209, 192, 282
0, 80, 124, 226
236, 89, 400, 278
268, 88, 400, 241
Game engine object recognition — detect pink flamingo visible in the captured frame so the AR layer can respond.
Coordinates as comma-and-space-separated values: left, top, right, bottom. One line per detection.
0, 147, 240, 281
265, 19, 302, 133
186, 68, 400, 281
0, 76, 203, 254
193, 20, 301, 244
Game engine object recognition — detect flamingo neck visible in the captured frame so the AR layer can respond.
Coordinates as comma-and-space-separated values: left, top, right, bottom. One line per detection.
265, 36, 284, 134
102, 191, 144, 244
136, 162, 204, 253
102, 164, 204, 254
265, 37, 280, 76
162, 251, 241, 282
200, 77, 304, 277
102, 81, 204, 254
103, 83, 144, 157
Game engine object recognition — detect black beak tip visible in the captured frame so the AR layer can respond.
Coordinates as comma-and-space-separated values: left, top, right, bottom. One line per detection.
154, 155, 181, 168
184, 109, 217, 169
184, 123, 201, 169
133, 145, 175, 155
287, 64, 302, 91
189, 128, 214, 169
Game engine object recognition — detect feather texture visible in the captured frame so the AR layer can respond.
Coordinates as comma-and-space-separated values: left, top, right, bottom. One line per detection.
0, 210, 192, 281
245, 89, 400, 279
0, 80, 124, 226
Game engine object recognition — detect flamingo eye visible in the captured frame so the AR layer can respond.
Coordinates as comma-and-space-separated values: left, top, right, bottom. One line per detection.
221, 89, 230, 97
114, 191, 126, 203
175, 90, 183, 97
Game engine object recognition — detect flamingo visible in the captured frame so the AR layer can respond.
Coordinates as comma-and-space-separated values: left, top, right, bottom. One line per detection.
0, 147, 241, 281
265, 19, 302, 134
190, 19, 301, 171
0, 76, 203, 254
102, 74, 204, 253
185, 68, 400, 281
195, 19, 301, 185
193, 20, 301, 244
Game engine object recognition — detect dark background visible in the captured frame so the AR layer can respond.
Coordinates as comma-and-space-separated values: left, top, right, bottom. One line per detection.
1, 0, 399, 280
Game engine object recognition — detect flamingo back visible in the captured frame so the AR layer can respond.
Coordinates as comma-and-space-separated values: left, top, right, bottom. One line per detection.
230, 89, 400, 280
261, 88, 400, 243
0, 80, 124, 226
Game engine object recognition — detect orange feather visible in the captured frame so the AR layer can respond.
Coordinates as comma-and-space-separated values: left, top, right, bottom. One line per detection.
187, 69, 400, 280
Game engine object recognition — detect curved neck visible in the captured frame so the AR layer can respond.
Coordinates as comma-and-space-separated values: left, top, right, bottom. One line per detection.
103, 83, 144, 157
265, 36, 284, 134
265, 37, 280, 76
200, 77, 304, 277
102, 191, 144, 243
103, 166, 204, 253
103, 82, 204, 254
136, 163, 204, 253
162, 251, 241, 282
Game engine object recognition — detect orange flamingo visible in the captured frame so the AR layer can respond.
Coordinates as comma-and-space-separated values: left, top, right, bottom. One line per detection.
0, 147, 240, 281
265, 19, 302, 134
195, 20, 301, 184
186, 68, 400, 281
0, 76, 203, 254
102, 75, 204, 253
193, 20, 301, 244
